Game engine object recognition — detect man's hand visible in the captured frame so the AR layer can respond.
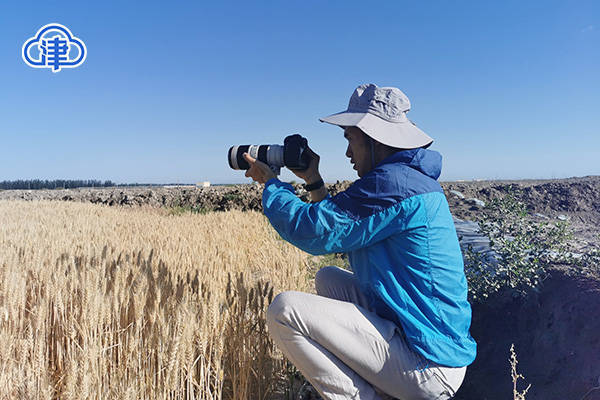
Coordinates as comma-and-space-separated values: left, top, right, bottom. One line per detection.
290, 146, 322, 184
243, 153, 277, 184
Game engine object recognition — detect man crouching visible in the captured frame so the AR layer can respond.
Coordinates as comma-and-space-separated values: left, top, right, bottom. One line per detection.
243, 83, 476, 400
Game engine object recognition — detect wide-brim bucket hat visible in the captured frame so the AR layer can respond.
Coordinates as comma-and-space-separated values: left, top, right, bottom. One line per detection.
319, 83, 433, 149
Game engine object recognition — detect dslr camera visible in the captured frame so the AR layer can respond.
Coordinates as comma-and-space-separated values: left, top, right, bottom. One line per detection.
228, 134, 311, 176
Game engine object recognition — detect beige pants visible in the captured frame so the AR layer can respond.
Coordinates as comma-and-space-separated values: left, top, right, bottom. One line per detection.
266, 266, 466, 400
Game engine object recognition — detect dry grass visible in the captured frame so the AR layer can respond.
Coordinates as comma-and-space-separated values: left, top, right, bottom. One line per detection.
0, 200, 311, 399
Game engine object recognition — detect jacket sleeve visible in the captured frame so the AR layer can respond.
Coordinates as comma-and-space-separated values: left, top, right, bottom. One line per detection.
261, 177, 405, 255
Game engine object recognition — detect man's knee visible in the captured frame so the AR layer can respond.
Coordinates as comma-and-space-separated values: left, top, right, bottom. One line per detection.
266, 291, 300, 332
315, 265, 341, 295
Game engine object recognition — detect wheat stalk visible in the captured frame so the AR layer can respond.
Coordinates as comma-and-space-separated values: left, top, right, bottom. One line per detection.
0, 200, 309, 399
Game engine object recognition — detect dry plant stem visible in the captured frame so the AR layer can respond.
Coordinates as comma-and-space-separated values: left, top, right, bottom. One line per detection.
510, 344, 531, 400
0, 200, 310, 400
580, 381, 600, 400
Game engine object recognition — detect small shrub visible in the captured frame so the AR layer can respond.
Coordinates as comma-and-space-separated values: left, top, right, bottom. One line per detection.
168, 205, 210, 216
464, 187, 572, 302
223, 193, 242, 202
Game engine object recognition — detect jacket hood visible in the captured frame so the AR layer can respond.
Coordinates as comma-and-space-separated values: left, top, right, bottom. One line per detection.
377, 148, 442, 180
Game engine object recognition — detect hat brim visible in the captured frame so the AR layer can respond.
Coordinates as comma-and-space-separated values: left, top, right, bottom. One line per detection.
319, 111, 433, 149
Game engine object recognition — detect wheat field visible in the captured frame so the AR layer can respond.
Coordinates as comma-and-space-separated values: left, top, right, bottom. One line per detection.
0, 200, 312, 399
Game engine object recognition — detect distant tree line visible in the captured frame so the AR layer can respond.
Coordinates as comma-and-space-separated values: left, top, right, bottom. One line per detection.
0, 179, 116, 190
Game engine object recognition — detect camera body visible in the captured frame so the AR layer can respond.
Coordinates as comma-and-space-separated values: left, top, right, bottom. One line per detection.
228, 134, 310, 175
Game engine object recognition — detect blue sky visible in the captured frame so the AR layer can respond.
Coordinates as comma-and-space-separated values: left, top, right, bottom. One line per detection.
0, 1, 598, 184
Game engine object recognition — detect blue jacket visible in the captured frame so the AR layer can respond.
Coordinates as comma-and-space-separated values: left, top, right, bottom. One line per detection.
262, 148, 477, 367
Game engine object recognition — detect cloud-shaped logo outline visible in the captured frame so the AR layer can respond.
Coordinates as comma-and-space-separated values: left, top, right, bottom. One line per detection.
22, 23, 87, 71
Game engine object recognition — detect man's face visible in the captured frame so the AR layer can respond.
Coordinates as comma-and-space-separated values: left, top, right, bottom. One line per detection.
344, 127, 371, 178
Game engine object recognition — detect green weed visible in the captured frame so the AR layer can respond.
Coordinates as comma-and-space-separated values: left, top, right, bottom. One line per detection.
168, 205, 210, 216
464, 187, 572, 302
224, 193, 242, 202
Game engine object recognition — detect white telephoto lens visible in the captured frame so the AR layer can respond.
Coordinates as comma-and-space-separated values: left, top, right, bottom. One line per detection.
229, 145, 240, 169
248, 145, 260, 160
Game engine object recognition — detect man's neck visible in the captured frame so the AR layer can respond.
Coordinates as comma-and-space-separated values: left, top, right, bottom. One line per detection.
373, 148, 399, 168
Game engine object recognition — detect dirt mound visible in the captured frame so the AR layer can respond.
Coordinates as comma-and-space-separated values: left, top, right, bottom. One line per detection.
0, 181, 354, 213
0, 185, 266, 212
454, 265, 600, 399
4, 176, 598, 223
443, 176, 600, 225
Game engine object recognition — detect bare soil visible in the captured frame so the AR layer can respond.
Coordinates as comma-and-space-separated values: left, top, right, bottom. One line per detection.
456, 264, 600, 400
2, 175, 599, 399
442, 176, 600, 399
